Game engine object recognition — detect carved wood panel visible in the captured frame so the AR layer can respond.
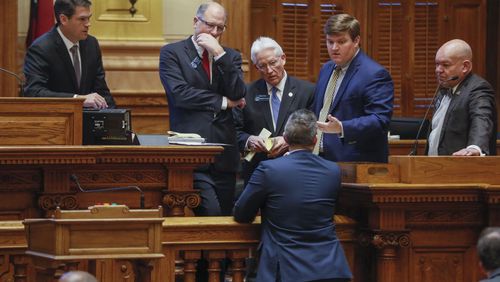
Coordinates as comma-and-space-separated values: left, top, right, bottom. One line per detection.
413, 251, 465, 282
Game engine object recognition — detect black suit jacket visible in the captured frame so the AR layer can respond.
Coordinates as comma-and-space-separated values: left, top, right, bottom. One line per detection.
234, 76, 314, 183
23, 27, 115, 107
159, 37, 246, 172
429, 73, 497, 155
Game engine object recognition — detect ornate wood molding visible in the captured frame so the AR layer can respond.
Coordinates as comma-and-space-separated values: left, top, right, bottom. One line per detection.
162, 191, 200, 217
38, 194, 78, 211
359, 230, 410, 249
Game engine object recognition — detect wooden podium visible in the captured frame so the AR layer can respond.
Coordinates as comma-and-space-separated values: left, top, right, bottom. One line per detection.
23, 205, 164, 282
0, 97, 84, 145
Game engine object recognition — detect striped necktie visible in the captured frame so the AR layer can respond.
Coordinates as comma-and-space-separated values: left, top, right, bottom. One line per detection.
313, 68, 341, 155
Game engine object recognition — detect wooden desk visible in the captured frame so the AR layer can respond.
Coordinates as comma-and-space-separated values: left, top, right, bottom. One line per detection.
338, 156, 500, 282
0, 145, 222, 219
389, 139, 500, 155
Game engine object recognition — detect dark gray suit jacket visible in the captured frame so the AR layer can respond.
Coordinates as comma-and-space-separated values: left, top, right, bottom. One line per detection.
23, 27, 115, 108
429, 73, 497, 155
159, 36, 246, 172
234, 76, 314, 183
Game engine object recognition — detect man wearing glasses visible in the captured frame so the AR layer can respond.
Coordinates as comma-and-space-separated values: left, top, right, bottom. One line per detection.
159, 2, 246, 216
234, 37, 314, 187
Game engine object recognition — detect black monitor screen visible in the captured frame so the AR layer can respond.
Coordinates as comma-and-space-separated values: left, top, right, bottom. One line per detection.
389, 117, 429, 140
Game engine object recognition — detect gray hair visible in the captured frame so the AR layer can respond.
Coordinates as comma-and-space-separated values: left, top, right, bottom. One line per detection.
284, 109, 317, 146
250, 37, 284, 65
196, 2, 227, 22
478, 227, 500, 272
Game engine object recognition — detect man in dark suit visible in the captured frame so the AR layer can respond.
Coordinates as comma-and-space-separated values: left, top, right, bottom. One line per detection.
427, 39, 497, 156
24, 0, 115, 109
234, 109, 352, 282
234, 36, 314, 185
478, 227, 500, 282
313, 13, 394, 163
159, 2, 246, 216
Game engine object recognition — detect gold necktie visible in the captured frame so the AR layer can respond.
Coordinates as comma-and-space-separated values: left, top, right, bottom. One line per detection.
313, 68, 341, 155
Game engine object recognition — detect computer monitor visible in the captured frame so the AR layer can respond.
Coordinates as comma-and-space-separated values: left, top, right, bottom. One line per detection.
83, 109, 134, 145
389, 117, 429, 140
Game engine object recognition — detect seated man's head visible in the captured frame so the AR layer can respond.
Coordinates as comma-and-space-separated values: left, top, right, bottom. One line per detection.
477, 227, 500, 275
59, 271, 97, 282
283, 109, 317, 150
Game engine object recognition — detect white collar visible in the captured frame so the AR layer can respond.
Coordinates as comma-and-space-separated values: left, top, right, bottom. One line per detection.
266, 71, 288, 94
57, 26, 79, 50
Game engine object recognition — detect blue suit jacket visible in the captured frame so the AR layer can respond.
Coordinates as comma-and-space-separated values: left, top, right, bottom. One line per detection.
234, 150, 352, 282
159, 37, 246, 172
312, 50, 394, 162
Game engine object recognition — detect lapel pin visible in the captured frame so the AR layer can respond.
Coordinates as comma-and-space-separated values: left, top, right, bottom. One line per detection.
288, 92, 293, 97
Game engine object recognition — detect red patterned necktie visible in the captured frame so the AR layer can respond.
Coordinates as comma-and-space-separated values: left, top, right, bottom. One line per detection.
202, 49, 210, 80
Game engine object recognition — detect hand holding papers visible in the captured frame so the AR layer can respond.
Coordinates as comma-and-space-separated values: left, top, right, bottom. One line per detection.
244, 128, 273, 162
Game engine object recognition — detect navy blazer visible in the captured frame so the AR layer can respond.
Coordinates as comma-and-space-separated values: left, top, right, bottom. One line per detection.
23, 27, 115, 108
234, 76, 314, 183
312, 50, 394, 162
159, 37, 246, 172
428, 73, 497, 155
234, 150, 352, 282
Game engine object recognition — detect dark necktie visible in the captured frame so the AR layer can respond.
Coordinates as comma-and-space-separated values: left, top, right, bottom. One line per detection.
70, 45, 81, 88
202, 49, 210, 81
271, 87, 280, 128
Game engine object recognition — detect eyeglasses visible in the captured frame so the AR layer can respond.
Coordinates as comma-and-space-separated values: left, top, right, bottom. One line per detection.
197, 17, 226, 33
256, 58, 281, 71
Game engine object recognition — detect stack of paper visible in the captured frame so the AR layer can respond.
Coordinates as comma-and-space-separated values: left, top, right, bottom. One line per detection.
167, 131, 205, 143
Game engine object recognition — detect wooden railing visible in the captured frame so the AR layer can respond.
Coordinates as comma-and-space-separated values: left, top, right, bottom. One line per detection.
0, 215, 358, 282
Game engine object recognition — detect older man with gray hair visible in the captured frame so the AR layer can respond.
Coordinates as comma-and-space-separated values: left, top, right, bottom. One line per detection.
234, 36, 314, 186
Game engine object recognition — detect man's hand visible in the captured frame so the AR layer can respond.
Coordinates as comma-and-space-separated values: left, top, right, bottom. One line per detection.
196, 33, 224, 57
452, 147, 481, 156
268, 136, 288, 158
228, 98, 246, 109
317, 114, 342, 134
247, 135, 268, 153
78, 93, 108, 109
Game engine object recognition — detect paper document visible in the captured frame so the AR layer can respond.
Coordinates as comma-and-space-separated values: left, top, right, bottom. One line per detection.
244, 128, 273, 162
167, 131, 205, 143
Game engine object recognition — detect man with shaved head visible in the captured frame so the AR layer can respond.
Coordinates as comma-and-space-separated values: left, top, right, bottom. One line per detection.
427, 39, 497, 156
59, 271, 97, 282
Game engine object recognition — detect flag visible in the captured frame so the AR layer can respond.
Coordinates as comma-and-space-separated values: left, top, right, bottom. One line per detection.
26, 0, 55, 48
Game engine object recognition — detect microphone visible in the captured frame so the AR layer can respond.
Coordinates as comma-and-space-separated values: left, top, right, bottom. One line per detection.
408, 75, 459, 155
0, 67, 24, 96
70, 174, 145, 209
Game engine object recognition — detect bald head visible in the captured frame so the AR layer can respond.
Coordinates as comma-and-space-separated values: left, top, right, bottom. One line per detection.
435, 39, 473, 88
438, 39, 472, 62
59, 271, 97, 282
